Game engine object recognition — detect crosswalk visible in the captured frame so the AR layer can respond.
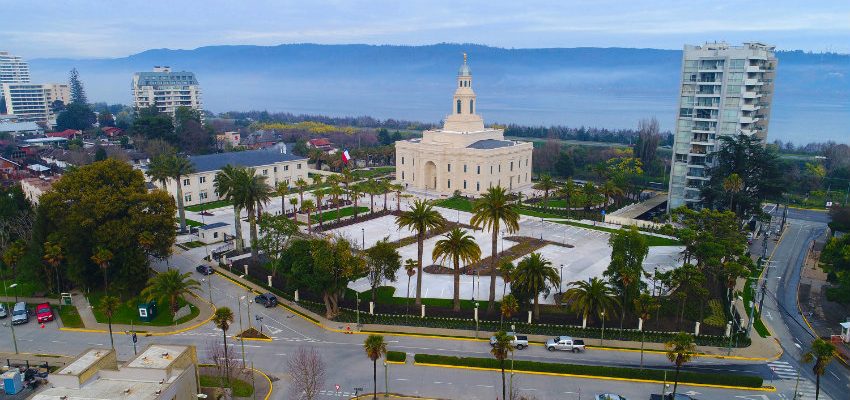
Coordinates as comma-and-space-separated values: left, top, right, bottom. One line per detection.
318, 389, 357, 397
768, 361, 830, 400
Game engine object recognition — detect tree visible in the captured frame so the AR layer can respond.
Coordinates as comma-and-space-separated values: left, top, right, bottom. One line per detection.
665, 332, 696, 398
302, 199, 315, 234
582, 182, 597, 210
395, 200, 446, 306
328, 183, 345, 224
131, 106, 175, 143
554, 152, 575, 178
69, 68, 88, 104
499, 260, 515, 297
174, 106, 201, 128
404, 258, 416, 314
722, 173, 744, 213
433, 228, 482, 311
141, 268, 200, 315
600, 180, 624, 211
471, 186, 520, 314
283, 238, 365, 318
559, 178, 578, 217
91, 247, 113, 292
214, 165, 246, 252
295, 177, 308, 207
363, 334, 387, 400
212, 307, 235, 384
94, 146, 107, 161
42, 241, 64, 294
604, 226, 648, 330
365, 238, 402, 302
98, 295, 120, 349
803, 338, 838, 400
313, 188, 326, 229
98, 110, 115, 127
257, 214, 298, 278
56, 102, 96, 131
275, 182, 289, 212
230, 167, 271, 260
391, 183, 405, 211
500, 293, 518, 328
2, 240, 26, 286
513, 253, 560, 320
287, 347, 326, 400
634, 292, 659, 369
147, 154, 196, 232
38, 159, 175, 293
349, 183, 364, 219
634, 117, 661, 165
533, 174, 556, 209
490, 330, 514, 400
563, 277, 619, 327
179, 120, 213, 155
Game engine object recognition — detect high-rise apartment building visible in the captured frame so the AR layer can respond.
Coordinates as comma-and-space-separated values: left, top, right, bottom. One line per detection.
132, 66, 202, 116
667, 42, 777, 210
1, 83, 70, 126
1, 51, 31, 108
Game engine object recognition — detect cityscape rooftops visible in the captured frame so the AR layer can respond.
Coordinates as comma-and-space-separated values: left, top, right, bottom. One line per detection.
187, 147, 305, 173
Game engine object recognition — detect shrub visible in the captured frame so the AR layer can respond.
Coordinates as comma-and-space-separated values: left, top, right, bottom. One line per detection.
386, 351, 406, 363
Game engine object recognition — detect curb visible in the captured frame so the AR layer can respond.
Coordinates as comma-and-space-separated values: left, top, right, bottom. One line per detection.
198, 363, 274, 400
413, 361, 776, 392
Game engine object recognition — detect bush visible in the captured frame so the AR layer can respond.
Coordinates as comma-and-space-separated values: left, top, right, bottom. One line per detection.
414, 354, 763, 388
386, 351, 406, 363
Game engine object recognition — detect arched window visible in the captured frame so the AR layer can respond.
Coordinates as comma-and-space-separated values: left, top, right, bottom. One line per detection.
470, 99, 474, 114
456, 99, 461, 114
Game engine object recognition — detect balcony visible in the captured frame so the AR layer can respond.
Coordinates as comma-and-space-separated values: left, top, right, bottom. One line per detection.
741, 103, 759, 112
744, 79, 762, 86
746, 65, 763, 73
742, 91, 761, 99
739, 116, 760, 124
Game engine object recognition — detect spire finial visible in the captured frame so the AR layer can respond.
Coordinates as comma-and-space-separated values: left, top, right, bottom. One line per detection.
463, 52, 467, 64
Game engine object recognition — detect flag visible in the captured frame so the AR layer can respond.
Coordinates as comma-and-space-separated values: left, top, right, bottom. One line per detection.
342, 149, 351, 164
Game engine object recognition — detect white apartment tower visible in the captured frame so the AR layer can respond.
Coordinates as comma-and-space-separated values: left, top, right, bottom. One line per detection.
1, 51, 31, 107
667, 42, 777, 210
133, 66, 202, 116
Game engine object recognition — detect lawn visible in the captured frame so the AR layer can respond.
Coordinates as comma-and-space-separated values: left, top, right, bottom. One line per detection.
183, 241, 206, 249
185, 219, 204, 227
315, 206, 369, 222
435, 196, 474, 212
185, 199, 232, 212
88, 292, 200, 326
199, 375, 253, 397
352, 286, 498, 311
352, 166, 395, 180
57, 305, 85, 328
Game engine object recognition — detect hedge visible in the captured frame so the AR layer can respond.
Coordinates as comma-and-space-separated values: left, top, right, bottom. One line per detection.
414, 354, 763, 388
386, 351, 406, 363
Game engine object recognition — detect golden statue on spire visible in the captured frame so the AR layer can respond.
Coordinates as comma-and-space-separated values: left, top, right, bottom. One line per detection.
463, 52, 467, 63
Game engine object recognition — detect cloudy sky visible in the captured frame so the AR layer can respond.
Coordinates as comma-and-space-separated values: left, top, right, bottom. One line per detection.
2, 0, 849, 58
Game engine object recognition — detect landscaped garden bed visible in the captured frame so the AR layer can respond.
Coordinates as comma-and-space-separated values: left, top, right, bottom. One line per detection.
235, 327, 271, 340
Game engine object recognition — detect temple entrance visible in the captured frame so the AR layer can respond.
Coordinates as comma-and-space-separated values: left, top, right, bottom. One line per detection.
425, 161, 437, 190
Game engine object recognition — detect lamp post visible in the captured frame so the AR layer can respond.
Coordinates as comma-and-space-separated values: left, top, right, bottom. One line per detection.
474, 302, 480, 339
600, 311, 606, 346
653, 267, 659, 297
384, 360, 389, 398
202, 278, 213, 305
559, 265, 564, 295
356, 291, 361, 327
4, 282, 19, 354
238, 295, 246, 367
361, 228, 365, 250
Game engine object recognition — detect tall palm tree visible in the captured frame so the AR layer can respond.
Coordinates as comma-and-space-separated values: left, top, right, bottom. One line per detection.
634, 292, 659, 369
490, 330, 514, 400
212, 307, 235, 384
302, 199, 316, 234
396, 200, 446, 306
295, 177, 309, 206
582, 182, 597, 210
234, 167, 273, 260
513, 253, 560, 320
533, 174, 556, 210
363, 334, 387, 400
91, 247, 113, 292
312, 174, 324, 192
500, 294, 518, 328
314, 188, 327, 229
601, 180, 624, 211
214, 164, 246, 252
665, 332, 696, 398
349, 183, 364, 218
141, 268, 201, 315
380, 179, 391, 211
147, 154, 195, 232
275, 181, 289, 213
391, 183, 405, 211
404, 259, 416, 314
98, 295, 120, 349
364, 178, 380, 214
563, 277, 620, 327
498, 261, 515, 298
723, 173, 744, 213
433, 228, 482, 311
803, 338, 838, 400
560, 178, 577, 217
289, 197, 299, 220
471, 186, 520, 314
328, 183, 345, 224
42, 241, 63, 294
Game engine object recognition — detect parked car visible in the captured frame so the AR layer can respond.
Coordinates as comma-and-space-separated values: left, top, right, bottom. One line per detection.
12, 301, 29, 325
36, 303, 54, 323
196, 265, 214, 275
545, 336, 585, 352
747, 232, 754, 244
490, 332, 529, 350
650, 394, 695, 400
0, 303, 7, 318
254, 293, 278, 308
596, 394, 628, 400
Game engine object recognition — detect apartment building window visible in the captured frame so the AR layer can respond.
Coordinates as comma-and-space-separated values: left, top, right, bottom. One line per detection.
402, 157, 405, 165
726, 85, 742, 94
490, 166, 493, 174
463, 180, 467, 189
526, 158, 528, 167
510, 161, 514, 171
675, 153, 688, 162
477, 165, 480, 174
184, 193, 192, 202
183, 178, 190, 186
498, 164, 501, 172
199, 191, 208, 201
729, 59, 745, 70
447, 163, 451, 172
402, 172, 405, 179
199, 176, 206, 184
447, 179, 451, 188
476, 182, 480, 191
273, 166, 277, 173
262, 169, 268, 175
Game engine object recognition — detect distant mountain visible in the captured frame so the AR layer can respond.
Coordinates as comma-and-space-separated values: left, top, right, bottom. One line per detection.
28, 43, 850, 143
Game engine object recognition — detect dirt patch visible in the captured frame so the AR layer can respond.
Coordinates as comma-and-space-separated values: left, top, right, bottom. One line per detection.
389, 221, 476, 249
235, 327, 271, 339
423, 236, 573, 275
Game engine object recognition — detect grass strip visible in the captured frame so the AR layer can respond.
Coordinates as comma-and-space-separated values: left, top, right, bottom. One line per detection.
57, 305, 85, 328
387, 351, 406, 363
199, 375, 254, 397
414, 354, 763, 388
185, 199, 231, 212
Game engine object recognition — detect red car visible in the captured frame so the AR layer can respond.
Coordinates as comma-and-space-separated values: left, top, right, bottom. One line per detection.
36, 303, 54, 323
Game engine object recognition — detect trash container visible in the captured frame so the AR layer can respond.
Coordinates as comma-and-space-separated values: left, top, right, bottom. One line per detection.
138, 300, 157, 322
2, 369, 23, 395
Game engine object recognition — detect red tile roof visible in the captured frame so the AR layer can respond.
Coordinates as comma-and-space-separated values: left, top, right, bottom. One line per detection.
47, 129, 80, 139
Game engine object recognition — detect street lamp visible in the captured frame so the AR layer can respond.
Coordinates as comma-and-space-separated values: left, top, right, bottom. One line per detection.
201, 278, 213, 305
4, 282, 19, 354
600, 311, 606, 346
361, 228, 365, 250
238, 295, 246, 367
356, 291, 361, 327
474, 302, 480, 339
559, 265, 564, 295
384, 360, 389, 398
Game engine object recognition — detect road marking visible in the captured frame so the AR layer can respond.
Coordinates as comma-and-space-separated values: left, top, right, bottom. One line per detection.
395, 378, 409, 381
475, 384, 493, 388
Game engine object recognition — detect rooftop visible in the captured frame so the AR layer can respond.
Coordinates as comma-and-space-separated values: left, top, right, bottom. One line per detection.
466, 139, 515, 149
56, 349, 112, 376
0, 121, 41, 132
199, 222, 229, 230
188, 147, 305, 173
134, 70, 199, 87
125, 344, 188, 369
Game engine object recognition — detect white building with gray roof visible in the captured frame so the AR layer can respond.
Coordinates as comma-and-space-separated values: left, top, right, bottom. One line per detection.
132, 66, 202, 117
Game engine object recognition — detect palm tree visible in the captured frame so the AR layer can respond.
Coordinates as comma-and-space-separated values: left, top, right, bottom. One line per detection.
275, 181, 289, 213
582, 181, 597, 211
513, 253, 560, 320
289, 197, 299, 220
349, 183, 364, 218
563, 277, 620, 327
665, 332, 696, 398
302, 199, 316, 234
433, 228, 482, 311
490, 330, 514, 400
314, 188, 327, 229
42, 241, 63, 294
471, 186, 520, 314
312, 174, 324, 192
498, 261, 515, 297
634, 292, 659, 369
404, 259, 416, 314
91, 247, 113, 292
391, 183, 405, 211
380, 179, 391, 211
363, 334, 387, 400
2, 240, 26, 283
723, 173, 744, 213
500, 294, 518, 328
396, 200, 446, 306
364, 178, 380, 214
328, 183, 345, 224
560, 178, 577, 217
533, 174, 556, 210
214, 164, 246, 252
97, 295, 120, 349
803, 338, 838, 399
233, 167, 273, 260
295, 177, 308, 206
212, 307, 235, 384
141, 268, 201, 315
601, 180, 624, 211
147, 154, 195, 232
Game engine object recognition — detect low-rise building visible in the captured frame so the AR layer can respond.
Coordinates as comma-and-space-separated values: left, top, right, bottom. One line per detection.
198, 222, 230, 244
33, 344, 199, 400
308, 138, 334, 152
0, 121, 42, 137
19, 176, 55, 205
154, 147, 308, 207
215, 131, 241, 148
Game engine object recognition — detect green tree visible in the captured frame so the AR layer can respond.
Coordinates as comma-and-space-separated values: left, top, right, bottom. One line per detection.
328, 183, 345, 224
432, 228, 482, 311
513, 253, 560, 320
98, 110, 115, 127
363, 334, 387, 400
231, 167, 271, 260
90, 246, 113, 293
554, 152, 575, 178
131, 106, 175, 143
665, 332, 696, 398
500, 293, 518, 328
365, 238, 402, 302
582, 182, 597, 210
533, 174, 556, 210
38, 159, 175, 293
42, 241, 64, 294
212, 307, 235, 384
56, 102, 96, 131
563, 277, 619, 326
349, 182, 364, 219
404, 258, 417, 314
600, 180, 624, 210
604, 226, 648, 329
471, 186, 520, 314
302, 199, 315, 234
69, 68, 88, 104
214, 165, 247, 252
97, 295, 120, 349
634, 292, 659, 369
141, 268, 200, 315
295, 177, 308, 207
257, 214, 298, 278
314, 187, 326, 229
490, 330, 514, 400
2, 240, 27, 285
395, 200, 446, 306
275, 181, 289, 212
803, 338, 838, 400
288, 238, 366, 318
498, 260, 515, 298
147, 154, 196, 232
722, 173, 744, 213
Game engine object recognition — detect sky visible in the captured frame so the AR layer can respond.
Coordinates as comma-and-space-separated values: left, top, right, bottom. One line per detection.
2, 0, 849, 59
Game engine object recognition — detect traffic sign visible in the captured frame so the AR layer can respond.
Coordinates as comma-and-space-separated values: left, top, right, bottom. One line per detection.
335, 384, 340, 392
